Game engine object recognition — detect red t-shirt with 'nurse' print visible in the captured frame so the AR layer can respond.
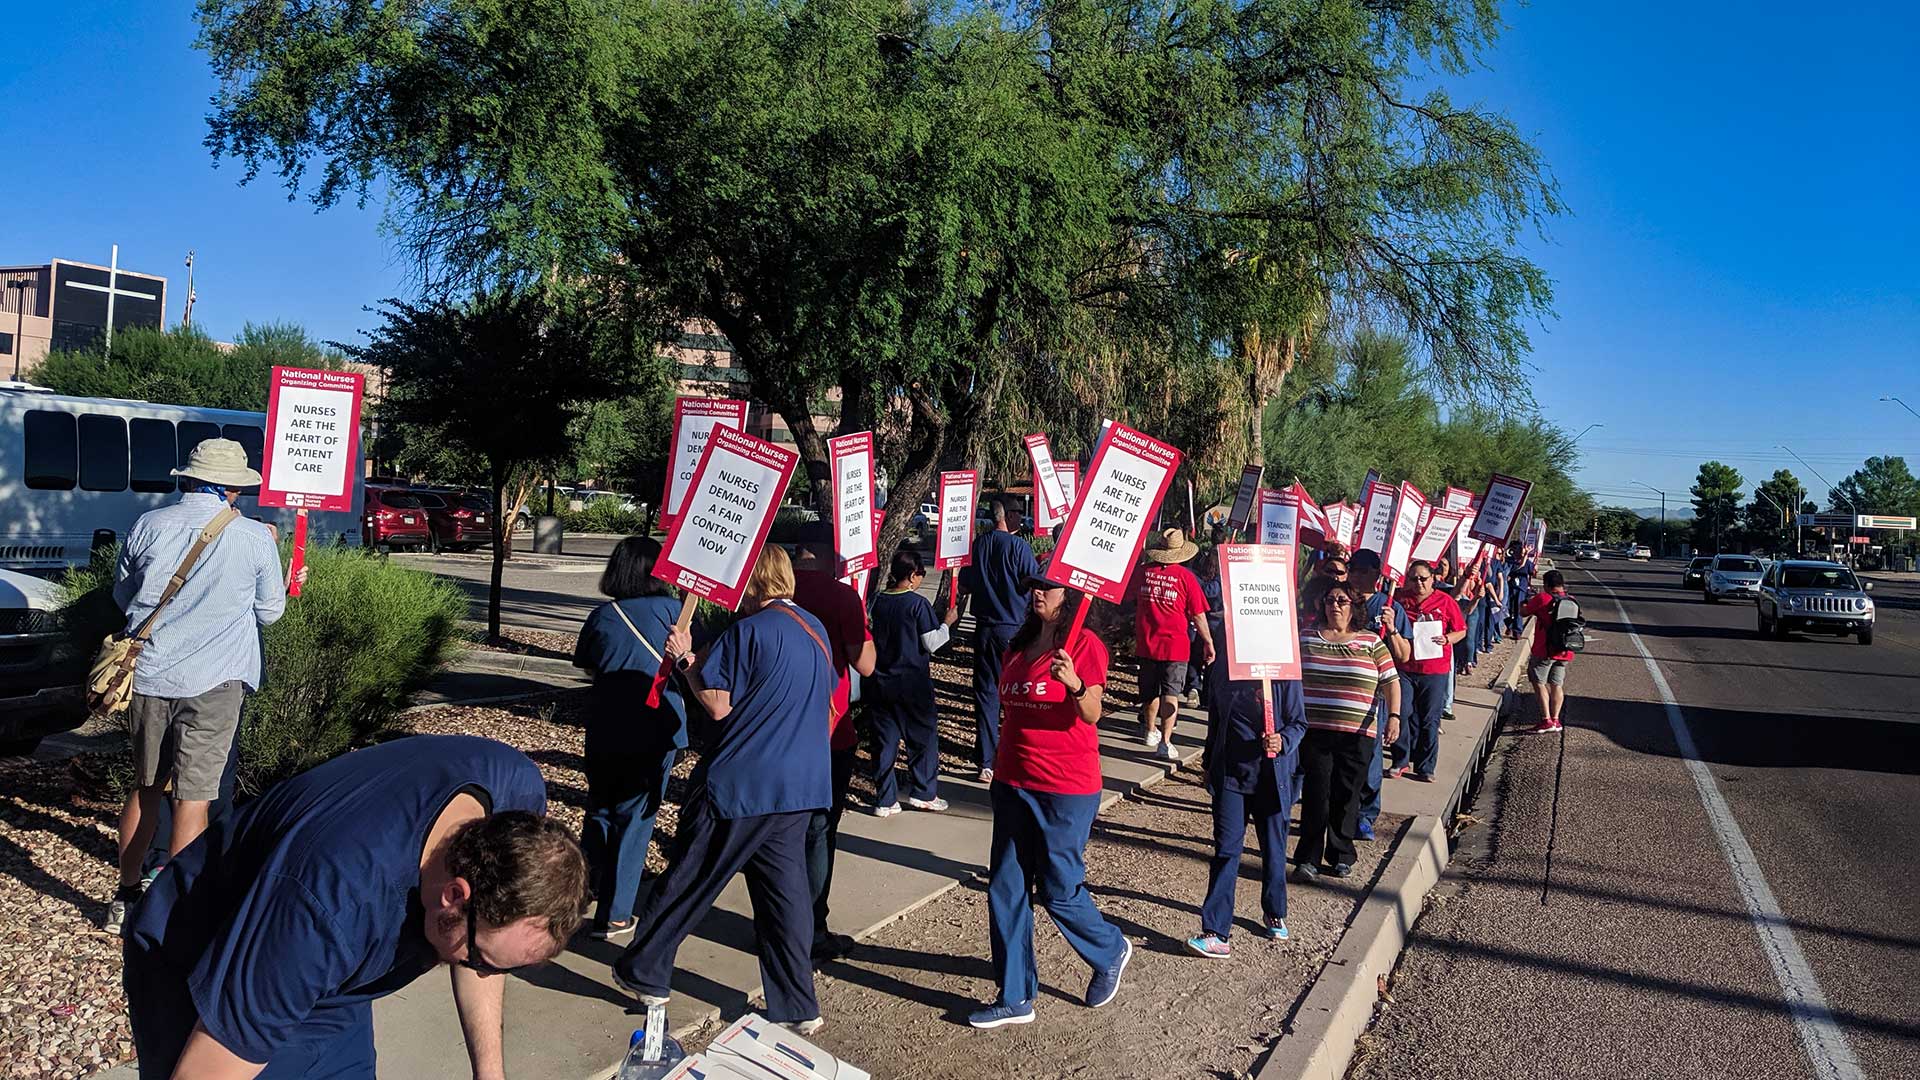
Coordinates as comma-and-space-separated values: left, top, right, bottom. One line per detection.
992, 631, 1112, 796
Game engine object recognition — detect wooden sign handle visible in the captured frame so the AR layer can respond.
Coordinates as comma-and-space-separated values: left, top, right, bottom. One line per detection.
646, 592, 700, 709
1260, 677, 1276, 759
286, 509, 309, 597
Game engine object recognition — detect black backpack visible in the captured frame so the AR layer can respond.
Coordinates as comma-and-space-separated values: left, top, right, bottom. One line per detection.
1545, 595, 1585, 654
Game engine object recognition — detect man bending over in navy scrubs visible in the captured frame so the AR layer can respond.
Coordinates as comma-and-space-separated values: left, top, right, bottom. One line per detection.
123, 734, 587, 1079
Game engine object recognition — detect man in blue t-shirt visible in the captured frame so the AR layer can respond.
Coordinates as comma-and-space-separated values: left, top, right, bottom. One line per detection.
1349, 551, 1411, 841
122, 735, 585, 1079
957, 498, 1041, 781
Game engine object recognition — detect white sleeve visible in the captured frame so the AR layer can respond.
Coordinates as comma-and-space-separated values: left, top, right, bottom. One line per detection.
919, 624, 952, 653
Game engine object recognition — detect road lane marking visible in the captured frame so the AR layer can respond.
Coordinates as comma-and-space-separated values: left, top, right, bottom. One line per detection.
1581, 572, 1864, 1080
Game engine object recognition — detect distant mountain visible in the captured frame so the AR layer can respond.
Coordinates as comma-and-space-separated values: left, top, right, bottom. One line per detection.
1632, 506, 1695, 521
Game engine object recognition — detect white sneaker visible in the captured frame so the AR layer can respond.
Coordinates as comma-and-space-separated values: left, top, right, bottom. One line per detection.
907, 796, 949, 812
1157, 740, 1179, 762
104, 898, 130, 937
1145, 728, 1162, 750
789, 1016, 826, 1036
871, 802, 903, 818
977, 768, 994, 783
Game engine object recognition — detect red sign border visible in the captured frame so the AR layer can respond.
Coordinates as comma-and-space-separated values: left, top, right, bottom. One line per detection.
658, 396, 750, 531
1024, 433, 1071, 528
934, 469, 980, 570
1468, 472, 1534, 546
827, 430, 877, 576
653, 425, 799, 611
1220, 543, 1304, 682
257, 365, 365, 512
1380, 481, 1429, 585
1045, 422, 1183, 603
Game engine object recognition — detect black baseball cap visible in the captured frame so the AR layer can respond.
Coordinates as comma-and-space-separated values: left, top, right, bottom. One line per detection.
1349, 549, 1382, 572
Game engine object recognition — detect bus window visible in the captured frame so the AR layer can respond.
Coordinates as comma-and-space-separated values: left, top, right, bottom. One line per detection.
130, 418, 177, 493
24, 410, 78, 490
222, 424, 265, 495
79, 414, 129, 492
176, 421, 222, 490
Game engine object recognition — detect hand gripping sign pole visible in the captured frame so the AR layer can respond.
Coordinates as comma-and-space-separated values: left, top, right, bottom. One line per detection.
1219, 545, 1303, 757
646, 426, 801, 707
935, 470, 979, 618
257, 366, 366, 597
1045, 422, 1183, 646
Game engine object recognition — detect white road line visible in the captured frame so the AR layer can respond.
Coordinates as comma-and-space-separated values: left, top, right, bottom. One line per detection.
1582, 571, 1864, 1080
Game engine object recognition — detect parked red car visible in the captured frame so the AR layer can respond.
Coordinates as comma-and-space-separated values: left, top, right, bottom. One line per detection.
362, 486, 433, 550
414, 490, 495, 553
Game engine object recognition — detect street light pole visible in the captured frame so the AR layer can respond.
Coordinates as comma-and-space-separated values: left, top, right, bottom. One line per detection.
1754, 487, 1789, 554
1630, 480, 1667, 556
1574, 423, 1605, 443
1882, 396, 1920, 423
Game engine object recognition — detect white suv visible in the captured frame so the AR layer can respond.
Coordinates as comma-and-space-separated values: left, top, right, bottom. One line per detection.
1704, 554, 1765, 602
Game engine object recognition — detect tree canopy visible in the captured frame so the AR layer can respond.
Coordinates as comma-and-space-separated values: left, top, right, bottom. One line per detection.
1830, 456, 1920, 519
1689, 461, 1744, 553
32, 322, 341, 411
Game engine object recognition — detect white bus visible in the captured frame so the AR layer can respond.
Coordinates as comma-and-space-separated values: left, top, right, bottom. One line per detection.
0, 383, 363, 575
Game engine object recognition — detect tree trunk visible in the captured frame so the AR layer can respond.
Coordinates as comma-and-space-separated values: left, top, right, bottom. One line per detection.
780, 404, 835, 510
872, 385, 948, 572
488, 458, 508, 642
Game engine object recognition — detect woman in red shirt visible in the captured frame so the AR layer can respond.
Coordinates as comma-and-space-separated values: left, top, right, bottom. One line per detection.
967, 574, 1131, 1030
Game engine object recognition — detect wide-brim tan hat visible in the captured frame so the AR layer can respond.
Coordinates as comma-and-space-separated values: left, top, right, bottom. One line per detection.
171, 437, 263, 487
1144, 526, 1199, 564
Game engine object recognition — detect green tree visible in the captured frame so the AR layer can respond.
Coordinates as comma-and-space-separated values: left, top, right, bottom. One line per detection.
33, 322, 342, 410
1829, 456, 1920, 518
1741, 469, 1803, 553
1690, 461, 1745, 553
340, 289, 649, 639
196, 0, 1561, 559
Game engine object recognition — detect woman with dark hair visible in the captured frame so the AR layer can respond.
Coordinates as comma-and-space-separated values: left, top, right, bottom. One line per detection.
1292, 582, 1400, 882
867, 547, 959, 816
968, 576, 1131, 1030
572, 536, 687, 940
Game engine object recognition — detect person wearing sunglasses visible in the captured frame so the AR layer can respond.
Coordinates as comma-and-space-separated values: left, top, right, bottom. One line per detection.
1292, 583, 1401, 881
121, 735, 586, 1080
1394, 560, 1467, 782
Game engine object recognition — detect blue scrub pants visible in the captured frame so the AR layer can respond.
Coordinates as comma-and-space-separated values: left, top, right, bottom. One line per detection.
806, 746, 858, 946
1359, 706, 1387, 827
973, 622, 1019, 769
870, 682, 941, 806
1407, 673, 1450, 779
1387, 674, 1413, 770
987, 783, 1126, 1007
617, 794, 818, 1023
124, 944, 375, 1079
1200, 766, 1290, 939
1456, 602, 1481, 673
582, 746, 678, 926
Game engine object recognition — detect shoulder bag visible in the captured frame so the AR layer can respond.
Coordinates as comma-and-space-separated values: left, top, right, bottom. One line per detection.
86, 507, 242, 715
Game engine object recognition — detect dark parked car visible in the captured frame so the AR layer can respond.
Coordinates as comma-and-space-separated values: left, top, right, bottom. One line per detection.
1682, 555, 1713, 589
0, 568, 88, 756
362, 486, 433, 551
412, 490, 495, 553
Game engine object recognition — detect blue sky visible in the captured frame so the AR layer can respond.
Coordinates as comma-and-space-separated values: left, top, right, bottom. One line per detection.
4, 3, 1917, 510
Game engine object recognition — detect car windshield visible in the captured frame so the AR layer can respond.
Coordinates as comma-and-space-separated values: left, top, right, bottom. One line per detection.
1689, 558, 1712, 568
461, 497, 490, 511
1716, 557, 1761, 572
1782, 566, 1860, 590
381, 492, 425, 509
412, 493, 447, 508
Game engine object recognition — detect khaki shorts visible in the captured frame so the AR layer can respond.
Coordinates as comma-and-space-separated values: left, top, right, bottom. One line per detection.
129, 681, 244, 801
1528, 657, 1569, 687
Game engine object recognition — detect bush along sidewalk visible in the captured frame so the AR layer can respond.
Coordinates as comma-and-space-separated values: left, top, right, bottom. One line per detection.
59, 544, 470, 799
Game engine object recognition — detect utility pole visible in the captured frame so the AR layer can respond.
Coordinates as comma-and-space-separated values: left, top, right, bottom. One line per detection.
1754, 487, 1788, 555
1631, 480, 1667, 556
182, 251, 197, 328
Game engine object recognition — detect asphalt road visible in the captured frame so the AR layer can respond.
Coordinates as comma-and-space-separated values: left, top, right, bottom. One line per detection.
1348, 558, 1920, 1080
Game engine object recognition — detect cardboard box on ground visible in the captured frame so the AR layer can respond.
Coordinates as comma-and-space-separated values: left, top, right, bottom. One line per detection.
661, 1014, 870, 1080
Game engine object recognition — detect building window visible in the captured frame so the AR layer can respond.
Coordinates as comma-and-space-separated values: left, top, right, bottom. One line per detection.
49, 320, 104, 355
79, 413, 129, 492
24, 410, 77, 490
222, 424, 265, 494
0, 331, 13, 355
130, 418, 176, 493
176, 421, 222, 490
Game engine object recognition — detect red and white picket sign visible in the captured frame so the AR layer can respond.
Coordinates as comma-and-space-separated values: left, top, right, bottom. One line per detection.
1294, 484, 1328, 549
1357, 481, 1398, 555
1227, 464, 1264, 533
1056, 461, 1082, 511
1025, 434, 1071, 529
1257, 487, 1299, 549
828, 431, 878, 577
1442, 486, 1475, 512
1380, 482, 1428, 584
1468, 472, 1533, 546
1046, 422, 1182, 604
934, 470, 979, 570
1410, 508, 1468, 565
843, 508, 886, 605
258, 365, 366, 597
654, 426, 800, 611
1220, 544, 1303, 681
1328, 501, 1360, 550
659, 397, 749, 530
1455, 511, 1485, 567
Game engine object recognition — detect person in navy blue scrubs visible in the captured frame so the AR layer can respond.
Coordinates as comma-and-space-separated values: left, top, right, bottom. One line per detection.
573, 536, 689, 940
121, 735, 586, 1079
1187, 610, 1308, 958
613, 544, 836, 1032
958, 498, 1042, 781
1349, 550, 1412, 841
866, 547, 959, 815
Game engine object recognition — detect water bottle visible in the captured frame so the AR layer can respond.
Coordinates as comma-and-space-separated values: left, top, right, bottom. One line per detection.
614, 1005, 685, 1080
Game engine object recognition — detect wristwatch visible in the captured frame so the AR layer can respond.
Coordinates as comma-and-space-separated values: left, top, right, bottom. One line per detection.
674, 653, 695, 672
1067, 680, 1088, 699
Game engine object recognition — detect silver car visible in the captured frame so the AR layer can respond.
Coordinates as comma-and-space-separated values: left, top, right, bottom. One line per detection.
1704, 554, 1764, 602
1756, 561, 1875, 645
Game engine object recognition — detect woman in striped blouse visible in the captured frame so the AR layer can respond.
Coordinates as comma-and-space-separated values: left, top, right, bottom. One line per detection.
1291, 582, 1401, 882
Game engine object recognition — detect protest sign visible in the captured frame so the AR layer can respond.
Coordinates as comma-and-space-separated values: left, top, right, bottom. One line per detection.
1227, 464, 1264, 532
1528, 516, 1547, 555
1468, 472, 1533, 546
827, 431, 877, 576
258, 366, 366, 597
1025, 433, 1071, 529
1293, 484, 1327, 548
1443, 486, 1474, 512
659, 397, 749, 529
1411, 508, 1468, 564
1047, 422, 1182, 603
1330, 502, 1360, 550
1258, 488, 1299, 548
935, 470, 979, 570
1418, 502, 1434, 532
1455, 511, 1485, 567
1358, 482, 1397, 554
1220, 544, 1303, 682
1380, 482, 1428, 584
654, 426, 799, 611
1057, 461, 1081, 510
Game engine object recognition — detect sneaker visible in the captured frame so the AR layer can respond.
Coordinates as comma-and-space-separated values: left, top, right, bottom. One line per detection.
907, 796, 949, 812
1355, 820, 1375, 841
1144, 728, 1163, 750
1410, 773, 1436, 784
1261, 917, 1290, 941
1085, 939, 1132, 1008
977, 768, 994, 784
1442, 710, 1455, 721
871, 802, 904, 817
103, 884, 143, 936
788, 1016, 826, 1036
1544, 718, 1564, 733
1517, 720, 1557, 737
590, 918, 636, 941
1185, 934, 1232, 958
1185, 689, 1201, 707
1289, 862, 1320, 885
812, 932, 857, 962
1387, 765, 1411, 779
610, 967, 671, 1007
967, 1001, 1036, 1029
1157, 740, 1179, 762
1325, 862, 1353, 879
